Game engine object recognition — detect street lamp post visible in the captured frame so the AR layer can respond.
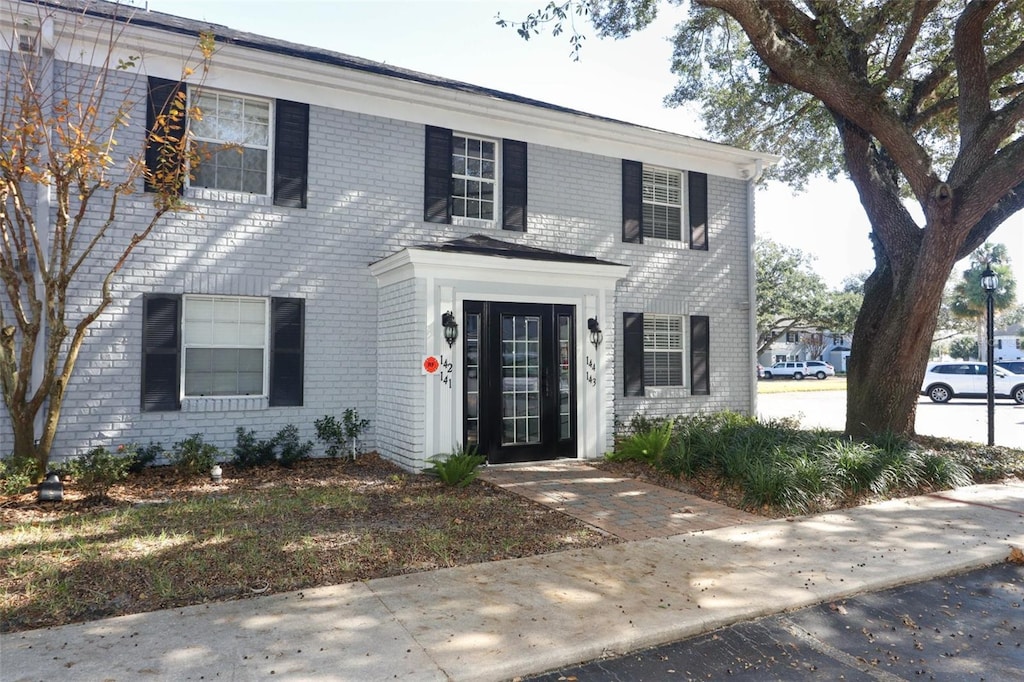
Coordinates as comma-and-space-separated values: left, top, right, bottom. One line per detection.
981, 265, 999, 447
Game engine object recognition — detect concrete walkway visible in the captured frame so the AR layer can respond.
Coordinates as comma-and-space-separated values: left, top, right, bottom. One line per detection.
2, 475, 1023, 681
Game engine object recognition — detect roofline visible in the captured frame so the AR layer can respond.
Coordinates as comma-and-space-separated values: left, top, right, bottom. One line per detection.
13, 0, 780, 176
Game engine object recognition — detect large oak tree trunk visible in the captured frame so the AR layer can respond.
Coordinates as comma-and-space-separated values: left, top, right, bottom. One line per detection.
845, 221, 959, 438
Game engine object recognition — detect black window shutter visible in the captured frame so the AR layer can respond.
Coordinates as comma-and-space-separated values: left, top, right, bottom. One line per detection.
141, 294, 181, 411
144, 77, 186, 195
269, 297, 305, 407
273, 100, 309, 208
690, 315, 710, 395
622, 160, 643, 243
623, 312, 645, 397
502, 139, 528, 231
424, 126, 452, 223
689, 171, 708, 250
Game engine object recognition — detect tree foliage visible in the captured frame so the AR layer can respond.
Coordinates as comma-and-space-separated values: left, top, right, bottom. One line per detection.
948, 243, 1017, 322
505, 1, 1024, 438
1, 3, 213, 480
754, 238, 861, 355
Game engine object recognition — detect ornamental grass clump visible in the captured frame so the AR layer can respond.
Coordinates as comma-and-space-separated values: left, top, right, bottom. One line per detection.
612, 410, 988, 516
426, 445, 486, 487
607, 419, 674, 465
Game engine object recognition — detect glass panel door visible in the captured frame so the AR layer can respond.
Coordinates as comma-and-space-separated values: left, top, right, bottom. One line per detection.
464, 302, 576, 464
501, 313, 541, 445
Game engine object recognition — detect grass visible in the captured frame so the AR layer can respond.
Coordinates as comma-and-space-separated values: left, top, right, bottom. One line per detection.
758, 376, 848, 393
0, 456, 607, 633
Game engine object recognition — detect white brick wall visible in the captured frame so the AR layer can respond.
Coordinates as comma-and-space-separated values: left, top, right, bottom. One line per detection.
9, 59, 755, 467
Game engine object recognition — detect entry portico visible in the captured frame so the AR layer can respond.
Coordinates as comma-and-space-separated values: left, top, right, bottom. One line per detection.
370, 235, 629, 469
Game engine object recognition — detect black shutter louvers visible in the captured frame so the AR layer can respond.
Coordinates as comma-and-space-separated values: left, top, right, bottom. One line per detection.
424, 126, 453, 223
623, 312, 645, 396
269, 297, 305, 407
689, 172, 708, 250
273, 100, 309, 208
502, 139, 527, 231
141, 294, 181, 411
622, 160, 643, 243
145, 77, 186, 195
690, 314, 710, 395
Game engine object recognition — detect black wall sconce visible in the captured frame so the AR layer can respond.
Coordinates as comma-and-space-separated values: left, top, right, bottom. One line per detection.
587, 317, 603, 349
441, 310, 459, 348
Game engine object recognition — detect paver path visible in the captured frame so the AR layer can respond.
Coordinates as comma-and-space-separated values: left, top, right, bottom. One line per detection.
481, 460, 760, 541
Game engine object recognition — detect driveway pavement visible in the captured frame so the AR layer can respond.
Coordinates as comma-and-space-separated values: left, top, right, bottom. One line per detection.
528, 561, 1024, 681
758, 389, 1024, 448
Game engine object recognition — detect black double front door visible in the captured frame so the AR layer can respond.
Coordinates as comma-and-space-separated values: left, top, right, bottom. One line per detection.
463, 302, 576, 464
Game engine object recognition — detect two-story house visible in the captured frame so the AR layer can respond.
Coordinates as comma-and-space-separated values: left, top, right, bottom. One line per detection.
3, 0, 775, 470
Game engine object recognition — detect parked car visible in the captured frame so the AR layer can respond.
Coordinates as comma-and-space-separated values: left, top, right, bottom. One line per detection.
996, 361, 1024, 375
763, 360, 835, 380
757, 363, 765, 379
920, 362, 1024, 404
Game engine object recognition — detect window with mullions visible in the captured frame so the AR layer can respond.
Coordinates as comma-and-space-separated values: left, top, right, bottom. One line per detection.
644, 314, 683, 386
642, 166, 682, 241
452, 135, 497, 221
191, 90, 271, 194
183, 296, 267, 397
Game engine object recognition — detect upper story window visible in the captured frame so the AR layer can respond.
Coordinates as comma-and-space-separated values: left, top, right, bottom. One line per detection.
452, 135, 497, 222
145, 78, 309, 208
183, 295, 268, 397
622, 160, 707, 249
642, 166, 682, 241
190, 91, 272, 195
424, 126, 527, 231
785, 331, 800, 343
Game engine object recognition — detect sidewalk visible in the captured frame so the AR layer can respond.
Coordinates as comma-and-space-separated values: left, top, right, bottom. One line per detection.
2, 473, 1023, 681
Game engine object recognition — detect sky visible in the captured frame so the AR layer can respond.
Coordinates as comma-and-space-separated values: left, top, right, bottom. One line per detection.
135, 0, 1024, 297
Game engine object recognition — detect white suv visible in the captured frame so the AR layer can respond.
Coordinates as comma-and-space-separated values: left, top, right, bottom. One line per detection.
763, 360, 835, 380
920, 362, 1024, 404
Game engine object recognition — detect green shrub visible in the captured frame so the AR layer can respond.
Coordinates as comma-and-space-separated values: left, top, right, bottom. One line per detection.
233, 428, 277, 469
315, 409, 371, 459
607, 420, 673, 464
170, 434, 219, 477
127, 441, 165, 473
0, 457, 33, 496
314, 415, 345, 458
274, 425, 313, 468
66, 446, 133, 499
426, 445, 486, 487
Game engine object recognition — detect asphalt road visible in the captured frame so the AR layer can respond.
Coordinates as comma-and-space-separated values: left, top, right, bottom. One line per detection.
757, 389, 1024, 449
528, 562, 1024, 681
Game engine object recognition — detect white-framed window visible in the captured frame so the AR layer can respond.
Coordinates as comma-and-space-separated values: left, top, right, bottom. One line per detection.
642, 166, 682, 241
182, 295, 268, 397
451, 134, 498, 222
190, 90, 272, 195
644, 314, 684, 386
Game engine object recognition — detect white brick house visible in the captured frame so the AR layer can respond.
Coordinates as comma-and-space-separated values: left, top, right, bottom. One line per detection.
3, 1, 774, 469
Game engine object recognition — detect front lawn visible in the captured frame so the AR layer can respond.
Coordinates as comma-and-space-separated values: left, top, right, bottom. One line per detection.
0, 455, 608, 633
